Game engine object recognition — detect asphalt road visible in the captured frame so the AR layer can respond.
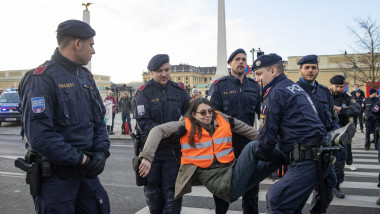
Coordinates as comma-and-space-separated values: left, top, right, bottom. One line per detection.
1, 134, 379, 213
0, 135, 146, 214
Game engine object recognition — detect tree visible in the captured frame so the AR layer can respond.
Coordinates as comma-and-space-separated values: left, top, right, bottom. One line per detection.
342, 17, 380, 89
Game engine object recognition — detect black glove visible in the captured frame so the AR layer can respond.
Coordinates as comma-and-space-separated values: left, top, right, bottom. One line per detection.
255, 149, 271, 162
82, 151, 109, 178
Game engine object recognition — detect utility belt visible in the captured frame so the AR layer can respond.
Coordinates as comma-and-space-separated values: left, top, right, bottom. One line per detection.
289, 143, 318, 162
289, 142, 341, 163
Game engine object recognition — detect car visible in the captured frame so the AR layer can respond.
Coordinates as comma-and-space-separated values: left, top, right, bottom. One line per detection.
0, 89, 21, 126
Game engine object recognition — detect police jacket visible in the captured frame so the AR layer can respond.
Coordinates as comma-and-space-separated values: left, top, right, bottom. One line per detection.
258, 73, 327, 155
140, 111, 258, 203
208, 74, 260, 127
297, 79, 340, 132
332, 92, 353, 127
134, 79, 191, 140
363, 96, 380, 120
18, 49, 110, 166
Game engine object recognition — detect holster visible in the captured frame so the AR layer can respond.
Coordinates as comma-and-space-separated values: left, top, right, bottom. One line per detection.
289, 143, 317, 162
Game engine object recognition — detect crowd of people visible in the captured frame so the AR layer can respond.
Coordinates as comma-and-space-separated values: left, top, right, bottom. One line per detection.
16, 19, 380, 214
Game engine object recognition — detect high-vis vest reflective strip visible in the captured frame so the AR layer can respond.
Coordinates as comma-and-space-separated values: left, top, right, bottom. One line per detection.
180, 112, 234, 168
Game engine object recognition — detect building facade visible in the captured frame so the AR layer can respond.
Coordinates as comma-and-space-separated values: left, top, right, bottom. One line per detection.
0, 69, 111, 96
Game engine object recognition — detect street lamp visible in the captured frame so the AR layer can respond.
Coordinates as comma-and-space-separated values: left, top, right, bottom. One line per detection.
250, 48, 255, 63
352, 62, 358, 85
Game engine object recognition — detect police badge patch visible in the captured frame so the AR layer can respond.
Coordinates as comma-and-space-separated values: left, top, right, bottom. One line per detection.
31, 97, 45, 113
137, 105, 145, 116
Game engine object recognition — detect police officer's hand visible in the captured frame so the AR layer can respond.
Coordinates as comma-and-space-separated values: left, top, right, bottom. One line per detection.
82, 151, 109, 178
255, 149, 271, 162
139, 158, 151, 178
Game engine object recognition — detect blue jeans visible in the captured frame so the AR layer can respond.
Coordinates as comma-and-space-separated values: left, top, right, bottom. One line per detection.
230, 141, 282, 201
121, 113, 132, 133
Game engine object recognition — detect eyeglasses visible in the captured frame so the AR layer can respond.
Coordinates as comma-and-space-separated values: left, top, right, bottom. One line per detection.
196, 109, 213, 116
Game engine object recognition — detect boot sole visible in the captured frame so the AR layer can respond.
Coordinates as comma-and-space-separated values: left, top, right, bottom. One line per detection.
337, 122, 356, 146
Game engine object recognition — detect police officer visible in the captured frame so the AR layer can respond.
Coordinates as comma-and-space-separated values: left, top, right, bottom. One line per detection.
208, 48, 261, 214
135, 54, 190, 213
329, 75, 358, 198
363, 88, 380, 150
253, 53, 332, 213
18, 20, 110, 213
296, 55, 355, 213
372, 98, 380, 205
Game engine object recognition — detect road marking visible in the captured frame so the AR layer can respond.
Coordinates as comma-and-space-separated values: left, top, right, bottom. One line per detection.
0, 155, 23, 160
354, 158, 378, 163
345, 163, 379, 169
110, 144, 133, 148
136, 206, 251, 214
345, 171, 379, 177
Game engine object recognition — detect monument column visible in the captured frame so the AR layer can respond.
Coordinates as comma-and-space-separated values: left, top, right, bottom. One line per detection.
82, 3, 92, 71
211, 0, 228, 82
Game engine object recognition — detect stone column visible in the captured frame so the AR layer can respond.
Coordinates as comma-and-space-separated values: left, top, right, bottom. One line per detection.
211, 0, 228, 82
83, 5, 92, 71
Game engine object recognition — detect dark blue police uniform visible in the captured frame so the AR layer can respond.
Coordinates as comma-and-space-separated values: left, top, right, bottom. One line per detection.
18, 49, 110, 213
135, 78, 190, 214
258, 71, 328, 213
297, 78, 339, 213
208, 74, 261, 214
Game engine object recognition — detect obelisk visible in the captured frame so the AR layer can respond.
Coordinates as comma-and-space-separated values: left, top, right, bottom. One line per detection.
82, 3, 92, 71
211, 0, 228, 82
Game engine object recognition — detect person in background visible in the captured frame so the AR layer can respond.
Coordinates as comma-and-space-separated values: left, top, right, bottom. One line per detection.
363, 88, 380, 150
353, 91, 365, 133
351, 83, 365, 98
104, 91, 117, 135
191, 88, 201, 100
330, 75, 357, 199
119, 92, 132, 134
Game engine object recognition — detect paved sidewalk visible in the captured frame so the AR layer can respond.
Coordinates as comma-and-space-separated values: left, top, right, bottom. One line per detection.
0, 117, 370, 149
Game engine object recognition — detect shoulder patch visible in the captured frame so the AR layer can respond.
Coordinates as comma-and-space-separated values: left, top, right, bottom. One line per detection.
138, 83, 147, 91
31, 97, 45, 113
177, 82, 185, 90
33, 65, 47, 75
213, 79, 220, 85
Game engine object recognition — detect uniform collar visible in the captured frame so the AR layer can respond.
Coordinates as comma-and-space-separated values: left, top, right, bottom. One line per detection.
53, 48, 83, 73
151, 79, 168, 90
263, 73, 286, 91
228, 74, 246, 84
298, 78, 319, 92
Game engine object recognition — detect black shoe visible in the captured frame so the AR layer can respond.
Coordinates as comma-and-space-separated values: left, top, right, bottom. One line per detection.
376, 197, 380, 205
361, 128, 364, 133
334, 187, 345, 198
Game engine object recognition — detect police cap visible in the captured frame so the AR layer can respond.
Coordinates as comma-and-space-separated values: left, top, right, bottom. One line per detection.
330, 75, 345, 85
297, 55, 318, 65
57, 19, 96, 39
227, 48, 246, 64
252, 53, 282, 71
147, 54, 170, 71
369, 88, 377, 95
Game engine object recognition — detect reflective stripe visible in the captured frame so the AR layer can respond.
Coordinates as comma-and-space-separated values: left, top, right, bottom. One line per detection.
215, 147, 234, 159
181, 140, 212, 150
214, 137, 232, 145
182, 154, 213, 160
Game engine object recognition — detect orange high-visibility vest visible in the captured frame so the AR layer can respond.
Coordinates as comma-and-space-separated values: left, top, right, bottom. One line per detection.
180, 112, 235, 168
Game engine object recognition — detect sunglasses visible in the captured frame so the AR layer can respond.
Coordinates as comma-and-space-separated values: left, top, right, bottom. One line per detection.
196, 109, 213, 116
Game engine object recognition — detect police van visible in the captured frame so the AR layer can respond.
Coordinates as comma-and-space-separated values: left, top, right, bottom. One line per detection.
0, 89, 21, 126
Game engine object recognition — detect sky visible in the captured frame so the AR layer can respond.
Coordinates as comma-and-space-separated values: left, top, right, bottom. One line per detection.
1, 0, 380, 83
